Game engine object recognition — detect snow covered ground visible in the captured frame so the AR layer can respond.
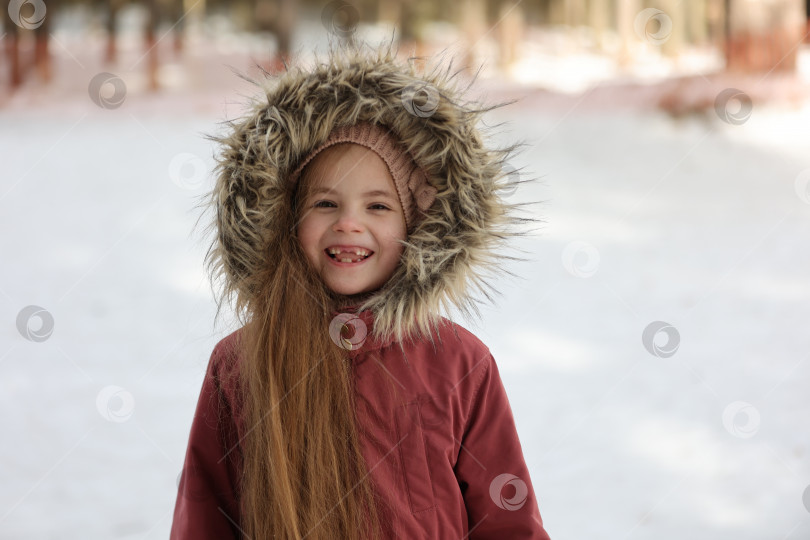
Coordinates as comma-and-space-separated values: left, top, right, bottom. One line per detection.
2, 9, 810, 540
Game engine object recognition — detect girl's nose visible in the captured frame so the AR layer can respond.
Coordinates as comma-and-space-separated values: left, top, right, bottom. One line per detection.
332, 209, 364, 233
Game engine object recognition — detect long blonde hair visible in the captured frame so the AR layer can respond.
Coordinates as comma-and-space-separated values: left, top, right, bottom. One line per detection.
233, 161, 391, 539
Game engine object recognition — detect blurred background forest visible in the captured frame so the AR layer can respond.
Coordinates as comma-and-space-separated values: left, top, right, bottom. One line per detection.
2, 0, 810, 111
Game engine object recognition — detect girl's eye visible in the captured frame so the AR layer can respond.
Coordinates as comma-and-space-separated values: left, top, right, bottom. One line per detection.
313, 201, 390, 210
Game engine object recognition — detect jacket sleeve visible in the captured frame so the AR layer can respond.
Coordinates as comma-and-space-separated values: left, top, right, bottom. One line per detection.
170, 341, 243, 539
455, 353, 552, 539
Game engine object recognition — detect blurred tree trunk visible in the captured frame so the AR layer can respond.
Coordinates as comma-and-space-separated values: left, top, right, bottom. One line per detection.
274, 0, 296, 65
105, 0, 123, 64
565, 0, 587, 26
497, 1, 525, 70
616, 0, 640, 69
33, 0, 52, 83
378, 0, 400, 26
685, 0, 708, 45
170, 0, 185, 56
706, 0, 726, 53
459, 0, 487, 74
659, 0, 685, 57
2, 13, 23, 89
806, 0, 810, 42
255, 0, 297, 72
396, 0, 433, 66
399, 0, 419, 48
548, 0, 565, 25
725, 0, 804, 72
589, 0, 610, 51
145, 0, 160, 90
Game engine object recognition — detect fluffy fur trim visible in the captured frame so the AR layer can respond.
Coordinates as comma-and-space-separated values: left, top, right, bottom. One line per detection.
201, 39, 539, 345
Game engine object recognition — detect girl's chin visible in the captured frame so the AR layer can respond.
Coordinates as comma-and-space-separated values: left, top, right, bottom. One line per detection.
327, 282, 380, 298
331, 287, 371, 297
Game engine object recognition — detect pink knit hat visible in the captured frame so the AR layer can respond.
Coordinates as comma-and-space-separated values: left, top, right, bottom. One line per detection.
287, 122, 437, 231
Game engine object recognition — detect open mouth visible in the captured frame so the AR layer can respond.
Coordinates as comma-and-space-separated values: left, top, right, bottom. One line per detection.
325, 247, 374, 264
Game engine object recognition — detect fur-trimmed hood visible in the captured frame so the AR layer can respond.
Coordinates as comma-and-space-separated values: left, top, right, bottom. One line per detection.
203, 40, 535, 345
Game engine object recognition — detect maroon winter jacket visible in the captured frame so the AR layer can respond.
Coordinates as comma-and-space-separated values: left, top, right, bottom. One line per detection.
171, 309, 552, 539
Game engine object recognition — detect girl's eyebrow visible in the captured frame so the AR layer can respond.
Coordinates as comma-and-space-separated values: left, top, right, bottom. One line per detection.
310, 187, 397, 200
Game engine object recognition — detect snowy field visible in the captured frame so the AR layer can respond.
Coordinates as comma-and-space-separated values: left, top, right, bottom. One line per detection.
2, 10, 810, 540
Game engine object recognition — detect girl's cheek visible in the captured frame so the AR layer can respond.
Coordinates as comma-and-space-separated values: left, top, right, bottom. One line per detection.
296, 226, 317, 254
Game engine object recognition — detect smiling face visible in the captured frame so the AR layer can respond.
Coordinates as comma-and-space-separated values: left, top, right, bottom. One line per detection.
295, 143, 407, 297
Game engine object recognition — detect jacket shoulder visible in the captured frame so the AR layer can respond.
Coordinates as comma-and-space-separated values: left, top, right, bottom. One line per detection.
209, 328, 243, 371
436, 317, 492, 360
427, 317, 495, 396
204, 328, 246, 415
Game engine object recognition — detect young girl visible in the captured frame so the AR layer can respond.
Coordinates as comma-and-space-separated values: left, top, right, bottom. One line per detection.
171, 41, 552, 539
